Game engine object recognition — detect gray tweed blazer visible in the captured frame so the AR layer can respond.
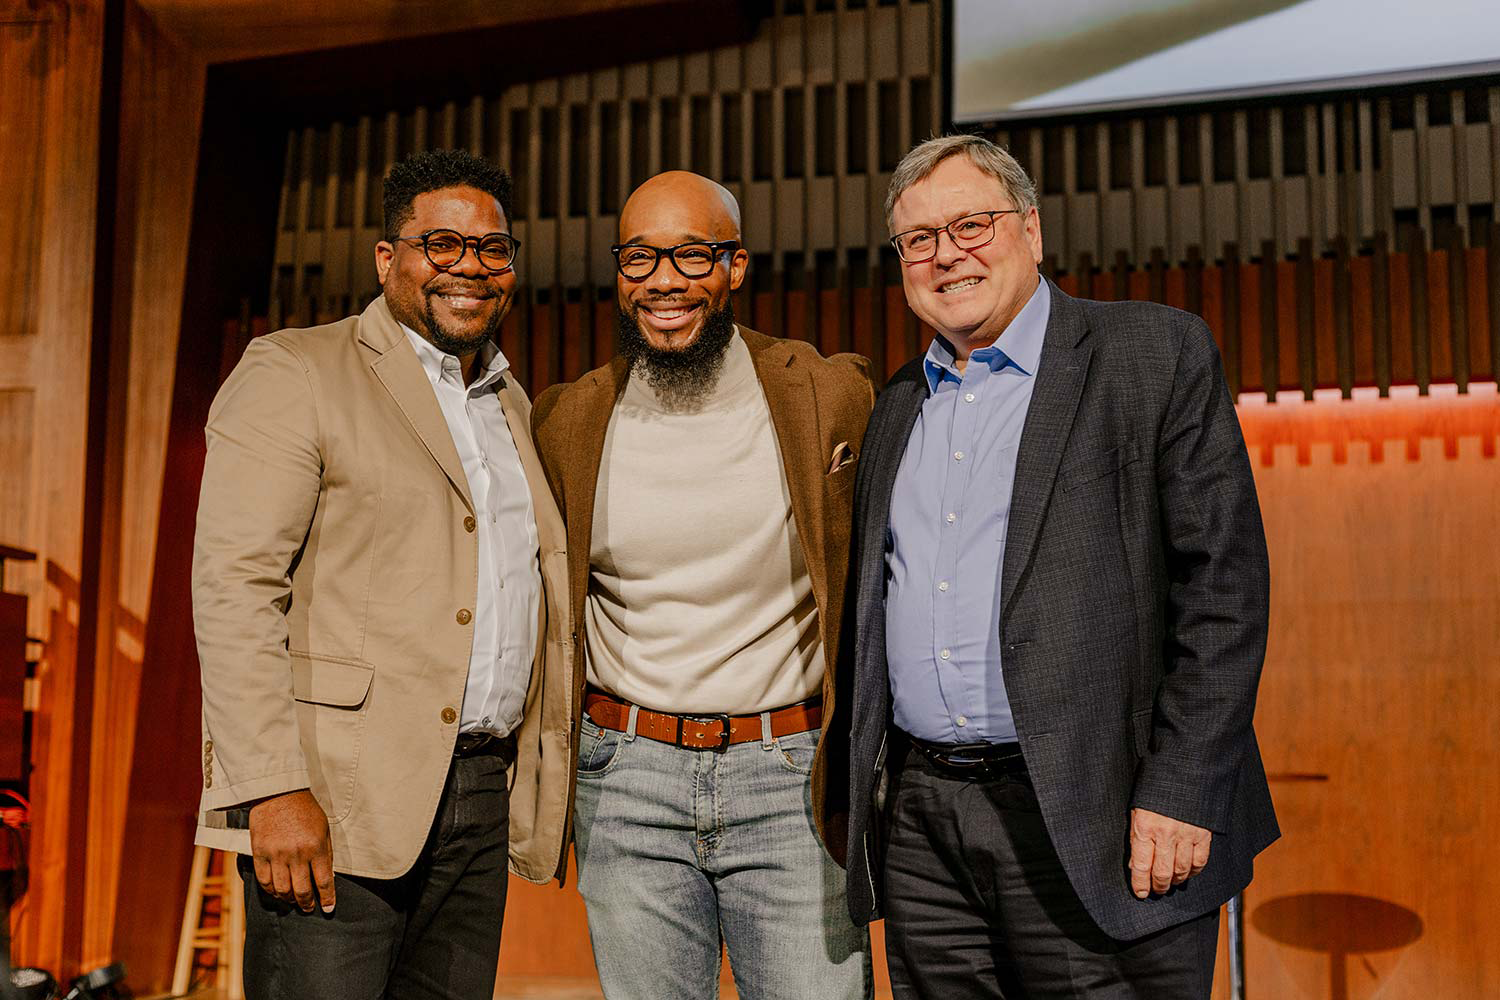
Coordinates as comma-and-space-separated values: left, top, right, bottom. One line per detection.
833, 279, 1279, 941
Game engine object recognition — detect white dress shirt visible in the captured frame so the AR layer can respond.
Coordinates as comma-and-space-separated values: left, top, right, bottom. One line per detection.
402, 325, 541, 736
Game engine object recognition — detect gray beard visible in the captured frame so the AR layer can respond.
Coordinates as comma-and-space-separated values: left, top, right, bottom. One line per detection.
615, 300, 736, 412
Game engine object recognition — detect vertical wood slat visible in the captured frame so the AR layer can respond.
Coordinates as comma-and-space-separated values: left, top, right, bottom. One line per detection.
868, 263, 887, 380
1295, 237, 1316, 399
803, 267, 818, 344
1372, 232, 1392, 395
1491, 223, 1500, 385
1185, 245, 1204, 319
547, 284, 565, 389
1219, 244, 1241, 396
836, 266, 854, 356
1446, 227, 1470, 392
1148, 248, 1166, 303
1411, 229, 1431, 393
1333, 236, 1354, 398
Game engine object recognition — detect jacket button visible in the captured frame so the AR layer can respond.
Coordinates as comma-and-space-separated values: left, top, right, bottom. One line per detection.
463, 515, 476, 533
204, 739, 214, 753
456, 608, 472, 625
203, 771, 213, 789
441, 707, 458, 724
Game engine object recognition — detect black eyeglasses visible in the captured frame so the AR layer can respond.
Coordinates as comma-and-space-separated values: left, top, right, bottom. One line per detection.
610, 240, 740, 280
889, 210, 1025, 263
392, 229, 522, 272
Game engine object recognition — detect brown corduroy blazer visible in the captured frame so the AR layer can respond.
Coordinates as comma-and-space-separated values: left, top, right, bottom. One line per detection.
530, 326, 875, 863
193, 295, 576, 884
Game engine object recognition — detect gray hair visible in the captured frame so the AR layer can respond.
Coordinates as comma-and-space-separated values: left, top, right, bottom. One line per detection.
885, 134, 1038, 231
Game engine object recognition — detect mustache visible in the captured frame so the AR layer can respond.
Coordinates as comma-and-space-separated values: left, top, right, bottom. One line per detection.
426, 279, 496, 298
635, 295, 704, 308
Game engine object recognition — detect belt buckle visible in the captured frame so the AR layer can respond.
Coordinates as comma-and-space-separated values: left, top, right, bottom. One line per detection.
678, 714, 732, 753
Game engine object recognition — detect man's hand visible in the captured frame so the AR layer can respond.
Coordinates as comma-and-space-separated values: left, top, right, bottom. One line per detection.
248, 789, 336, 913
1128, 807, 1210, 899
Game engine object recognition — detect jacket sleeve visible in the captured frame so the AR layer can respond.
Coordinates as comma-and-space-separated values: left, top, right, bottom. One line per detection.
194, 335, 323, 811
1130, 316, 1271, 833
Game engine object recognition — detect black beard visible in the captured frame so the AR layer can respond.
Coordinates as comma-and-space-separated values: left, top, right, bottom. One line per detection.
416, 281, 505, 356
616, 299, 737, 409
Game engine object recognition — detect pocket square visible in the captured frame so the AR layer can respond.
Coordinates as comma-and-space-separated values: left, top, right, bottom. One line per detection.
828, 441, 857, 474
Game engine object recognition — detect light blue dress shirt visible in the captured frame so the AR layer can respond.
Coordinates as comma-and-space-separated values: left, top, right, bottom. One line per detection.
884, 277, 1049, 744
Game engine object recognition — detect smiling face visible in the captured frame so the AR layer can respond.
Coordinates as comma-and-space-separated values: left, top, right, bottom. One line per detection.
374, 185, 516, 357
615, 172, 749, 354
890, 155, 1043, 360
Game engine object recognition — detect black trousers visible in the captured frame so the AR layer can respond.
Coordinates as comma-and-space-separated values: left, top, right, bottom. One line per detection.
882, 748, 1219, 1000
240, 745, 513, 1000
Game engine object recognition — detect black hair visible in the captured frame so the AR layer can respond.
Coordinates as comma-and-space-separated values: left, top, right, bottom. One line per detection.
382, 149, 515, 241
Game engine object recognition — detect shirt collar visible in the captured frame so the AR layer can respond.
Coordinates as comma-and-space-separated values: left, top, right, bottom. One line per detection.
922, 276, 1050, 394
400, 323, 510, 392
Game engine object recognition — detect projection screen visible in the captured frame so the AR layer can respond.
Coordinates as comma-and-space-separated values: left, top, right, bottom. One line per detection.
953, 0, 1500, 123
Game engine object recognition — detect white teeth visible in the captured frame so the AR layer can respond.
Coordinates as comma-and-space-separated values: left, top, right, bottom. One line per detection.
939, 277, 982, 293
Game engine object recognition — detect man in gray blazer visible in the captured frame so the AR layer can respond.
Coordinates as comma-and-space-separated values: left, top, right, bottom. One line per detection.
833, 134, 1278, 997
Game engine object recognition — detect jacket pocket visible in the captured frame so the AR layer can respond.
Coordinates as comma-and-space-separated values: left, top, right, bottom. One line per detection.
1130, 706, 1154, 759
1059, 439, 1140, 493
289, 652, 374, 822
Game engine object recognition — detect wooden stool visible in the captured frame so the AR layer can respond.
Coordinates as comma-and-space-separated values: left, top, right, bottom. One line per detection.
172, 845, 244, 999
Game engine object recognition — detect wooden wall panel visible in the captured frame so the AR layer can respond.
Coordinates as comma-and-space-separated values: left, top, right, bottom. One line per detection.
1, 0, 200, 979
1228, 390, 1500, 998
81, 1, 204, 970
0, 390, 35, 554
0, 0, 105, 975
0, 17, 48, 343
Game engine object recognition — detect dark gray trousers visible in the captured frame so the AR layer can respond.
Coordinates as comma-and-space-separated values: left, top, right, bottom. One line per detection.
239, 746, 512, 1000
883, 749, 1219, 1000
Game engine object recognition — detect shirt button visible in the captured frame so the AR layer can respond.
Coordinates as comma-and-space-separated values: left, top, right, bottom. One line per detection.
938, 581, 949, 592
441, 707, 458, 724
456, 608, 472, 625
946, 512, 956, 523
953, 451, 964, 462
940, 648, 951, 660
956, 716, 968, 727
464, 515, 476, 533
964, 392, 976, 403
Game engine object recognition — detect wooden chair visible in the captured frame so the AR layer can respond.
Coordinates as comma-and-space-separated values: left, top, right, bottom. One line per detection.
172, 845, 244, 999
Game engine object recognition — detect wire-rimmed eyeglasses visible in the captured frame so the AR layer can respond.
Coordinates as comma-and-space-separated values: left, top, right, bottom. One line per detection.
610, 240, 740, 280
391, 228, 522, 272
889, 210, 1025, 263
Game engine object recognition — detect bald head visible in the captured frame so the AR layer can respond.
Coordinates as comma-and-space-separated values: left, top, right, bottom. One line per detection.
620, 171, 742, 244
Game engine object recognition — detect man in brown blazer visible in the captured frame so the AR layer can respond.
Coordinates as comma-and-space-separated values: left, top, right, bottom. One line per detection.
531, 172, 874, 1000
193, 150, 574, 1000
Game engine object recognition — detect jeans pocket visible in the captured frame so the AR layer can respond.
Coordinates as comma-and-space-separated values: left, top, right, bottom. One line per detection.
576, 716, 626, 779
776, 728, 820, 775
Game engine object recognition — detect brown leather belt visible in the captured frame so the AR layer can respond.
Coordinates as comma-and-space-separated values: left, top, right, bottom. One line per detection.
584, 689, 822, 753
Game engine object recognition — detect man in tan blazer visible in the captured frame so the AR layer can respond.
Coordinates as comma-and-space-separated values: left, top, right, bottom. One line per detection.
531, 172, 874, 1000
193, 149, 574, 1000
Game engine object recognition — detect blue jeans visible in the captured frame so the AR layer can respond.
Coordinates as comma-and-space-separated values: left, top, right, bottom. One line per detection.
573, 712, 873, 1000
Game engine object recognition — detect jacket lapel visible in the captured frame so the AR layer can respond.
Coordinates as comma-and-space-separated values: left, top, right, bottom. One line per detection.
359, 297, 475, 514
854, 373, 925, 640
563, 355, 629, 634
745, 328, 827, 617
999, 282, 1093, 619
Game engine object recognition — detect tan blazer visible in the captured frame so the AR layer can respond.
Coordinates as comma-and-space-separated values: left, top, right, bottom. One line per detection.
530, 327, 874, 861
193, 296, 575, 884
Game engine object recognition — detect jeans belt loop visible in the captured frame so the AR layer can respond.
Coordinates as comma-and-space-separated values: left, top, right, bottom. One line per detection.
624, 703, 640, 742
759, 710, 775, 750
